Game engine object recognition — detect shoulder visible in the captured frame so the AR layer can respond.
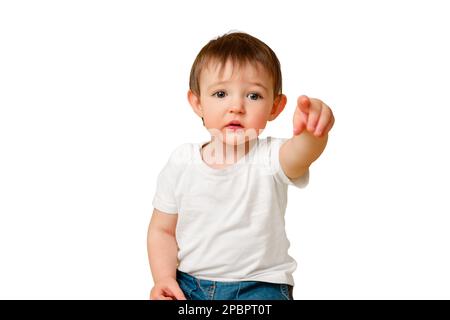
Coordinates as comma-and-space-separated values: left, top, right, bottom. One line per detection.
166, 142, 196, 165
156, 142, 197, 181
256, 136, 288, 154
263, 136, 309, 188
256, 136, 309, 187
250, 136, 288, 171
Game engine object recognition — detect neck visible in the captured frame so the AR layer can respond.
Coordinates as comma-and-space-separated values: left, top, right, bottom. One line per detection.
202, 138, 256, 166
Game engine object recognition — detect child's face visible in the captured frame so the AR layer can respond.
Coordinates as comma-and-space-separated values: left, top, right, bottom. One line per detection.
189, 59, 286, 146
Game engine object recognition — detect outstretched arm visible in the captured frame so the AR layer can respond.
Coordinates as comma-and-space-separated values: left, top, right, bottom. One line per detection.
280, 95, 335, 180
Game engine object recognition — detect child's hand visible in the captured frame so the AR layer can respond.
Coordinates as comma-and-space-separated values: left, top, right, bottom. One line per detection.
150, 277, 187, 300
293, 95, 335, 137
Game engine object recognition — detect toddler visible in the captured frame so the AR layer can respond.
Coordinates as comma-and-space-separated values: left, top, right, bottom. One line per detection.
147, 31, 334, 300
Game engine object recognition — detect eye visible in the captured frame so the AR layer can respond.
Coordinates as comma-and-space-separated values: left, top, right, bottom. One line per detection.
247, 93, 262, 100
212, 91, 227, 98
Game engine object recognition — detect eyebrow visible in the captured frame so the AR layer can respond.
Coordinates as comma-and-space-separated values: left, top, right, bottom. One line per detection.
207, 81, 269, 92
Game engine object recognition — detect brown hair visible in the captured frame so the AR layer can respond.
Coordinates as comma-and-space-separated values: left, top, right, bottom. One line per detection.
189, 32, 282, 97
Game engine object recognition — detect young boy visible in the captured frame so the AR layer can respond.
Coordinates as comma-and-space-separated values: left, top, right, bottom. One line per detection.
147, 32, 334, 300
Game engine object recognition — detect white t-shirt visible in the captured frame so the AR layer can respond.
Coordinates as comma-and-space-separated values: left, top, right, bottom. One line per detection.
152, 136, 309, 286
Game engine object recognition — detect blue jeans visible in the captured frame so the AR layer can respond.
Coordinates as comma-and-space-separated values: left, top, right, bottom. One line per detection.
176, 270, 294, 300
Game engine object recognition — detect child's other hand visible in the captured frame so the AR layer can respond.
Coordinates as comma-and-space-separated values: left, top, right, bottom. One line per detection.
150, 277, 187, 300
293, 95, 335, 137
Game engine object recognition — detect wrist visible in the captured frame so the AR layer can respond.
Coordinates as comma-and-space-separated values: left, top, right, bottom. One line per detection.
153, 273, 177, 284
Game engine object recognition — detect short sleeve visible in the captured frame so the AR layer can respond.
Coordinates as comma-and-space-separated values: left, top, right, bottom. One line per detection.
151, 144, 191, 214
268, 137, 309, 188
152, 161, 178, 214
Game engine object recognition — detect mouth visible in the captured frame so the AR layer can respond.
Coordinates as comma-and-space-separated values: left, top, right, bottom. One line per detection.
225, 120, 244, 130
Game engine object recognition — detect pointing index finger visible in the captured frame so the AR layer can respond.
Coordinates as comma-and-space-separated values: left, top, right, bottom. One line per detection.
297, 95, 311, 114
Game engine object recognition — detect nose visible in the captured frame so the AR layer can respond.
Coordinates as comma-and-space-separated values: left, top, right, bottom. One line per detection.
228, 97, 245, 114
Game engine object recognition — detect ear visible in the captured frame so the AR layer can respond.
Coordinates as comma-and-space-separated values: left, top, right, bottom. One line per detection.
187, 90, 203, 118
268, 94, 287, 121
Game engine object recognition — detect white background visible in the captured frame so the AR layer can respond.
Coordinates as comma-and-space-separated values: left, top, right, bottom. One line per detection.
1, 0, 449, 299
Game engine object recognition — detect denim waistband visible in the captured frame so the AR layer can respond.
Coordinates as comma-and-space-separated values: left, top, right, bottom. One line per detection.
176, 270, 293, 300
